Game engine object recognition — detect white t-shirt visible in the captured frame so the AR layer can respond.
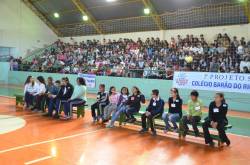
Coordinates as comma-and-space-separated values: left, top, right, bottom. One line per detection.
34, 83, 46, 95
24, 83, 38, 94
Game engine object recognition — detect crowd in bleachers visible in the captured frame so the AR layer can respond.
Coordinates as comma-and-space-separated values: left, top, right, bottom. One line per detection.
24, 75, 231, 147
15, 34, 250, 79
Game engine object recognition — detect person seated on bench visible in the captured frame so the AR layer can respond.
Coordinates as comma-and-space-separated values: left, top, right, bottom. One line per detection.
103, 86, 120, 123
202, 93, 230, 147
32, 76, 46, 112
91, 84, 109, 122
182, 90, 203, 137
44, 79, 61, 117
62, 77, 87, 119
139, 89, 164, 136
106, 87, 129, 128
162, 88, 182, 133
51, 77, 74, 119
23, 76, 36, 110
124, 86, 145, 123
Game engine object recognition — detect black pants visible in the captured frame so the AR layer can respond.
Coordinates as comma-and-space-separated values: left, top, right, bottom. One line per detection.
91, 102, 107, 118
202, 119, 230, 144
182, 115, 201, 135
34, 95, 45, 111
141, 113, 159, 132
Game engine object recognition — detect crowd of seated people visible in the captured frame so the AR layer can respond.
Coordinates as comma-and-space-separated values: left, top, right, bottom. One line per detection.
16, 33, 250, 79
23, 75, 231, 147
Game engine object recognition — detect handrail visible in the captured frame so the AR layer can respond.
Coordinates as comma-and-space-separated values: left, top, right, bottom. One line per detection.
23, 44, 56, 62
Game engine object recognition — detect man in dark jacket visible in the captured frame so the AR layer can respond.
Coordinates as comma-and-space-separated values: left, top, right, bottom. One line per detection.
139, 89, 165, 136
52, 77, 74, 118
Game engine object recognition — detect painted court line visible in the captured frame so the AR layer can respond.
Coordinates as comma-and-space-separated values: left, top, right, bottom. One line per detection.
24, 156, 53, 165
0, 128, 106, 154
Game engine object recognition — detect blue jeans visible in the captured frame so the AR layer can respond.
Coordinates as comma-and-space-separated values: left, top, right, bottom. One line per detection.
48, 98, 56, 116
54, 99, 62, 116
162, 112, 180, 129
110, 104, 126, 125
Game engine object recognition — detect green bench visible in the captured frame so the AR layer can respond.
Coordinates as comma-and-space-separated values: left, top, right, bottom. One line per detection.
15, 94, 25, 106
72, 104, 88, 118
118, 111, 232, 147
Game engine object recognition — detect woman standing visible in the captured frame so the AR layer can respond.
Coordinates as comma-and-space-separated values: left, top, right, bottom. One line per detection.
162, 88, 183, 133
202, 93, 230, 147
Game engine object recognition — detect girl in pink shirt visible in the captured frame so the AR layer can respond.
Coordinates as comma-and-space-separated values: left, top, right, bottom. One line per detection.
103, 86, 120, 122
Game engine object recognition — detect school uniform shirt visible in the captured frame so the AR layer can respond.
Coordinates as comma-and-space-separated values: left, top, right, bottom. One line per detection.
146, 97, 165, 116
126, 94, 145, 111
208, 101, 228, 123
168, 97, 183, 117
96, 91, 109, 104
70, 85, 87, 101
56, 83, 74, 100
187, 99, 203, 117
109, 93, 120, 104
46, 84, 60, 95
24, 83, 38, 94
33, 83, 46, 96
117, 94, 128, 106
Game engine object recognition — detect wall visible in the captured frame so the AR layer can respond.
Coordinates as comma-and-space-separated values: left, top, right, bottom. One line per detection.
0, 62, 9, 84
6, 71, 250, 112
0, 0, 58, 57
62, 24, 250, 43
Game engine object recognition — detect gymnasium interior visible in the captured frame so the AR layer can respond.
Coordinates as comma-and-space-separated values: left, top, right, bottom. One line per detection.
0, 0, 250, 164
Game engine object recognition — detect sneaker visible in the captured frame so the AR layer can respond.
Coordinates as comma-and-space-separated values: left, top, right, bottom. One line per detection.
60, 115, 71, 120
139, 128, 148, 134
152, 131, 157, 136
128, 118, 136, 123
32, 109, 39, 112
53, 114, 60, 119
163, 128, 169, 134
106, 124, 114, 128
173, 128, 178, 133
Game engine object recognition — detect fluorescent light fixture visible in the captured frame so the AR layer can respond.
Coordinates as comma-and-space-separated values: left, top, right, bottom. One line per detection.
106, 0, 116, 2
53, 12, 59, 18
144, 8, 150, 15
82, 15, 89, 21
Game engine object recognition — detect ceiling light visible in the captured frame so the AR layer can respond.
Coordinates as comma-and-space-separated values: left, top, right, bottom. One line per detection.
82, 15, 89, 21
53, 12, 60, 18
106, 0, 116, 2
144, 8, 150, 15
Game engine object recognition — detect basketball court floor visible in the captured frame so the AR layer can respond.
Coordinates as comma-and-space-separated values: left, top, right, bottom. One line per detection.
0, 85, 250, 165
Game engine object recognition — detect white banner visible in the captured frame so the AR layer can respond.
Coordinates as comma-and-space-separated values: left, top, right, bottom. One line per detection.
78, 73, 96, 88
173, 71, 250, 94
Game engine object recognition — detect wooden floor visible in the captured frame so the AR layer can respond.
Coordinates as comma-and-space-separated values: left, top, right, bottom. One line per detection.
0, 97, 250, 165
